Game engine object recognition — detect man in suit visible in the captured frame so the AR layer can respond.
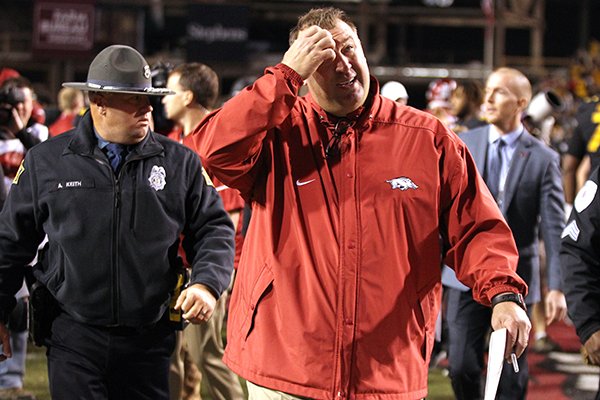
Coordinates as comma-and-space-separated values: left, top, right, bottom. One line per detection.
443, 67, 567, 400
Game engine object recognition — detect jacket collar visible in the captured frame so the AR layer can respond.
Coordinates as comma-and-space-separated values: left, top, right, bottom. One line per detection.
64, 110, 164, 158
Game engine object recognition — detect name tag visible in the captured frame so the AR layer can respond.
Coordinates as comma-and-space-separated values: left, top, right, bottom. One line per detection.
50, 179, 95, 192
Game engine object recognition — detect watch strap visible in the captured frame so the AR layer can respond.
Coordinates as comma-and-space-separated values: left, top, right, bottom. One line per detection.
491, 292, 527, 311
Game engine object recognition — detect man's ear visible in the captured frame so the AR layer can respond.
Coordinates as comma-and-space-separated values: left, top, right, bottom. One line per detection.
183, 90, 194, 107
517, 97, 529, 113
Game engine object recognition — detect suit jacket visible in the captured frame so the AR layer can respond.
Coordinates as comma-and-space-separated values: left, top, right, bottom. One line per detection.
459, 125, 565, 304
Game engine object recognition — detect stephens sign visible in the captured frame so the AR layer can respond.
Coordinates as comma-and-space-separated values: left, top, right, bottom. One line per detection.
186, 4, 249, 62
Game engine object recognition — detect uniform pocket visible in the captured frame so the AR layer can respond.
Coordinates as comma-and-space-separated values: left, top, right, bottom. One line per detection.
241, 263, 274, 341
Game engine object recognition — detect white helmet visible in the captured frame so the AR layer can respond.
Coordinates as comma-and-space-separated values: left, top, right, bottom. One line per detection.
381, 81, 409, 102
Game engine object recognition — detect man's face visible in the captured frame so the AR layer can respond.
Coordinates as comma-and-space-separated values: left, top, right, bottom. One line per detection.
483, 72, 524, 130
306, 19, 370, 117
162, 73, 188, 123
94, 92, 153, 144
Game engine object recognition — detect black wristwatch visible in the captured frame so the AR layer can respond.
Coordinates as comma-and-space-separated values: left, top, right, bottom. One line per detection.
491, 292, 527, 311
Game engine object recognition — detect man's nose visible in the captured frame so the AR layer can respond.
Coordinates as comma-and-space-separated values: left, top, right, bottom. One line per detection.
335, 54, 352, 73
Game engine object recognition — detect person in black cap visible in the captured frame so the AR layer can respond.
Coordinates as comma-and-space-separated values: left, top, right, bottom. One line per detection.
0, 44, 235, 399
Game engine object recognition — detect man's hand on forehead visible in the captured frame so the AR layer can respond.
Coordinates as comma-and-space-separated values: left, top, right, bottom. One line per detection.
282, 25, 335, 80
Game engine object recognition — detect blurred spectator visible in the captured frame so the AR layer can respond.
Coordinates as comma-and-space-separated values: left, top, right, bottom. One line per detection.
0, 76, 48, 192
0, 74, 46, 400
381, 80, 409, 105
562, 95, 600, 212
48, 87, 85, 137
426, 78, 457, 127
450, 79, 486, 133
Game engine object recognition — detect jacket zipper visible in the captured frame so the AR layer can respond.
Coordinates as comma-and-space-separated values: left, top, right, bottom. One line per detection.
129, 167, 137, 230
112, 170, 121, 325
93, 154, 121, 326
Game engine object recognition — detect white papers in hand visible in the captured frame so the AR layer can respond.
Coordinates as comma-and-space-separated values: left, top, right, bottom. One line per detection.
484, 328, 507, 400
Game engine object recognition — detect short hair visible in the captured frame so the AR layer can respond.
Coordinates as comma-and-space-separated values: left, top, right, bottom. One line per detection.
289, 7, 356, 45
490, 67, 532, 103
57, 87, 82, 111
170, 63, 219, 110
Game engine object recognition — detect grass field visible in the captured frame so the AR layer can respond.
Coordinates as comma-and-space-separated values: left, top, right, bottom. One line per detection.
23, 346, 455, 399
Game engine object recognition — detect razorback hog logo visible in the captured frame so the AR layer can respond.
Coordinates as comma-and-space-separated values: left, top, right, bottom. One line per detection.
386, 177, 418, 191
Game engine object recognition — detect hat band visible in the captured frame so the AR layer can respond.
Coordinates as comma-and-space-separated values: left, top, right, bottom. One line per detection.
88, 79, 151, 90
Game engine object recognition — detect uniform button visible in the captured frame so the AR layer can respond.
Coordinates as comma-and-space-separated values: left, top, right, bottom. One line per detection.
344, 319, 353, 325
346, 172, 353, 178
348, 240, 356, 249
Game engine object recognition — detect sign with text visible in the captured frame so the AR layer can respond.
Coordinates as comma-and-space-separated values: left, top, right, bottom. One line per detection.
186, 4, 248, 62
33, 0, 95, 54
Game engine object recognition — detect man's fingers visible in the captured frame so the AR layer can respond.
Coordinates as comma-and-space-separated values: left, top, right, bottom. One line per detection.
173, 289, 186, 311
503, 320, 530, 359
511, 325, 529, 358
283, 26, 336, 79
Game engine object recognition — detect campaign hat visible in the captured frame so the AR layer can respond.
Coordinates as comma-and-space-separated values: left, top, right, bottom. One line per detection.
62, 45, 174, 96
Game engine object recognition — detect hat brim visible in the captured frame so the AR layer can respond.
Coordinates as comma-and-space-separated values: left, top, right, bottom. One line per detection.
62, 82, 174, 96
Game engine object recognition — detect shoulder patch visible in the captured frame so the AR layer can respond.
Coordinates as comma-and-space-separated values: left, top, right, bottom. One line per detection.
561, 220, 580, 242
574, 179, 598, 213
202, 168, 214, 187
12, 161, 24, 185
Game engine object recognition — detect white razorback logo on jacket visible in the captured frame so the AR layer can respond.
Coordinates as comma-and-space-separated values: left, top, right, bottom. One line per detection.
148, 165, 166, 191
386, 177, 418, 191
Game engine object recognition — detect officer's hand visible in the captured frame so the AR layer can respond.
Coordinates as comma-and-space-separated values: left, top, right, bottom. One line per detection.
282, 26, 336, 80
545, 289, 567, 325
174, 283, 217, 324
0, 323, 12, 362
491, 302, 531, 359
583, 330, 600, 366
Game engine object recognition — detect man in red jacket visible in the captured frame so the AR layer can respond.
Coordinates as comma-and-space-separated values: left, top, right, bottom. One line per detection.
193, 7, 530, 400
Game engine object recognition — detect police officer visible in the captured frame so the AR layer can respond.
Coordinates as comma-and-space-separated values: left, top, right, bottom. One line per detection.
0, 45, 235, 399
561, 165, 600, 400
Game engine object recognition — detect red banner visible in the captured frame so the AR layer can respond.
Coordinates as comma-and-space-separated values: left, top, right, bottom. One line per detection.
33, 0, 95, 54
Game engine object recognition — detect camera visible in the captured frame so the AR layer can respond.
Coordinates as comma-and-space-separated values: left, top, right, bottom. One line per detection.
0, 86, 26, 126
525, 90, 563, 124
149, 62, 175, 134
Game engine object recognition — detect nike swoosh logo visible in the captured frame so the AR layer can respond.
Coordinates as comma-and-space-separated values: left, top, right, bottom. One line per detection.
296, 178, 316, 186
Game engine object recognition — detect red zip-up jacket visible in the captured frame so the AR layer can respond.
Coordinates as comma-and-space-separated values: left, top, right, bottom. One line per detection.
193, 64, 526, 400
